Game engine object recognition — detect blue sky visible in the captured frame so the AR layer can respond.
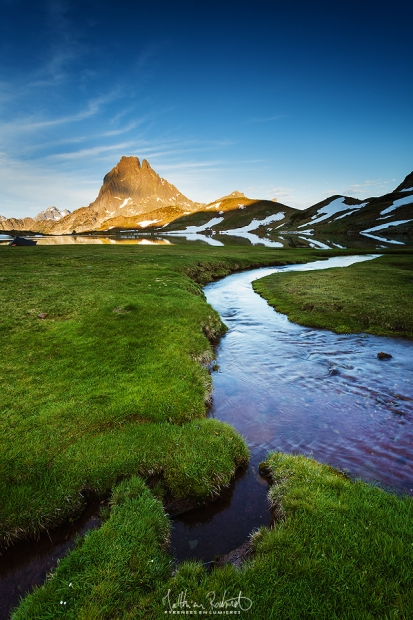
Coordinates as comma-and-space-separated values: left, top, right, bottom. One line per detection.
1, 0, 412, 218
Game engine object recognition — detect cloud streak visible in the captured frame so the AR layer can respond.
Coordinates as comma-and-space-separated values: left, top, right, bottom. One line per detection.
248, 114, 287, 123
343, 179, 392, 196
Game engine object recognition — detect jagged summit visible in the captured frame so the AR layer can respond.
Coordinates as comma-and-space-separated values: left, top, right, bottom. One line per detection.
0, 156, 204, 234
47, 155, 204, 234
34, 206, 71, 222
95, 156, 195, 212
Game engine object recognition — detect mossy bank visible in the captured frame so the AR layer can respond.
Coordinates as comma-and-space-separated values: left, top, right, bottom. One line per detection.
2, 245, 412, 619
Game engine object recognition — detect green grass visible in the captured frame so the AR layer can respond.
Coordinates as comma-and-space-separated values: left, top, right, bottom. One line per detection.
4, 244, 412, 619
13, 455, 413, 619
0, 244, 330, 545
253, 252, 413, 339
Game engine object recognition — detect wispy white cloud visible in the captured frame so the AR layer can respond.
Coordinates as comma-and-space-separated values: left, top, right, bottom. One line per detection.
265, 186, 295, 201
1, 91, 121, 135
248, 114, 287, 123
0, 155, 100, 217
49, 142, 136, 161
28, 0, 87, 86
343, 179, 392, 196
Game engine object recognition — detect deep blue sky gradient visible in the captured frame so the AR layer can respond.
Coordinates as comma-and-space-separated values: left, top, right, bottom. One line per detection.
1, 0, 412, 216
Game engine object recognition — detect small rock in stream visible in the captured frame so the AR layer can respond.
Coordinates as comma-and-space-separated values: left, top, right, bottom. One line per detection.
377, 351, 392, 360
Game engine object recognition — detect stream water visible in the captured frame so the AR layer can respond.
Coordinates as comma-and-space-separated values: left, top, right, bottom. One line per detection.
2, 254, 413, 617
170, 255, 413, 561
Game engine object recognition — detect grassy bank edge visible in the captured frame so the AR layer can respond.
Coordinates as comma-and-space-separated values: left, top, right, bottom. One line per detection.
12, 454, 413, 619
252, 252, 413, 340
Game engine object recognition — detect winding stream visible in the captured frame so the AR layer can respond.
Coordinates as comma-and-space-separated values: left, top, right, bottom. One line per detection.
2, 254, 413, 617
170, 254, 413, 561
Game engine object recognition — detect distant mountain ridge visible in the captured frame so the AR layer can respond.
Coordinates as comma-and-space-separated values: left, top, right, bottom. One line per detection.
0, 206, 70, 233
34, 206, 71, 222
277, 172, 413, 240
157, 172, 413, 245
159, 193, 297, 247
0, 159, 412, 242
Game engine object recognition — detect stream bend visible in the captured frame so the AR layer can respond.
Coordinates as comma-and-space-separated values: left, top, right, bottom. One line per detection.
171, 254, 413, 560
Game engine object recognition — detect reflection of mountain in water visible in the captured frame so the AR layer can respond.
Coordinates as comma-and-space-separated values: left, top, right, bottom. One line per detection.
1, 231, 411, 249
157, 231, 412, 250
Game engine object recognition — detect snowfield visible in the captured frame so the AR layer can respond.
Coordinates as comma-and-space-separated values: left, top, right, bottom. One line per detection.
297, 198, 367, 227
223, 213, 286, 235
165, 216, 224, 235
119, 197, 132, 209
380, 194, 413, 216
138, 219, 161, 228
162, 212, 286, 247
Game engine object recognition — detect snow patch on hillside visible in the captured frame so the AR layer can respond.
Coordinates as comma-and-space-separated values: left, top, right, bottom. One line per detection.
223, 213, 285, 236
119, 197, 132, 209
298, 198, 366, 227
334, 204, 367, 220
138, 219, 161, 228
220, 213, 285, 247
380, 195, 413, 216
166, 216, 224, 234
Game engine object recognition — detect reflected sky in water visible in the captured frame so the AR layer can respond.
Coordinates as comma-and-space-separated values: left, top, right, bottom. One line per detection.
171, 254, 413, 562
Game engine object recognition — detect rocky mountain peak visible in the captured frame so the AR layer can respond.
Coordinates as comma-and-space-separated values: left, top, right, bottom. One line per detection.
99, 156, 170, 200
32, 156, 203, 234
34, 206, 71, 222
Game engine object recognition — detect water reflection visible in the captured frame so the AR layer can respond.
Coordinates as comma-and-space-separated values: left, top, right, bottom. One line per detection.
206, 255, 413, 492
0, 506, 101, 620
0, 232, 410, 248
171, 254, 413, 561
35, 235, 173, 245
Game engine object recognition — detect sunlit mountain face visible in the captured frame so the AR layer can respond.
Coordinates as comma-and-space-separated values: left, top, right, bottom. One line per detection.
1, 161, 412, 250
